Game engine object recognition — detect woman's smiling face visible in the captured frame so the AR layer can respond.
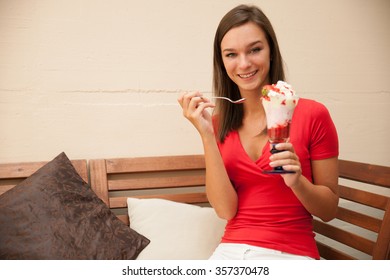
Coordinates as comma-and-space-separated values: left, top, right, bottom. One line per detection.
221, 22, 271, 95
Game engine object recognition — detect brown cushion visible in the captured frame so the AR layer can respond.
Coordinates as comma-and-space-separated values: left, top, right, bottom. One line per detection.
0, 152, 149, 259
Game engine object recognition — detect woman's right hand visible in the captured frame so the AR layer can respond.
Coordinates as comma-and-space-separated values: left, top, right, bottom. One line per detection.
179, 92, 238, 220
177, 91, 215, 137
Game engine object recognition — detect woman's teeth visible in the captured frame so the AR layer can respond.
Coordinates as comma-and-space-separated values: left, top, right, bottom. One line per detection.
238, 71, 257, 78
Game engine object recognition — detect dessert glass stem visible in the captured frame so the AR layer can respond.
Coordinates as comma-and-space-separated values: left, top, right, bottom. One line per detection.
263, 143, 295, 174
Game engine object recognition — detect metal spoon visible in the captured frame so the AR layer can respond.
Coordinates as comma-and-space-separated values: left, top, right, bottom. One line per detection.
209, 96, 246, 104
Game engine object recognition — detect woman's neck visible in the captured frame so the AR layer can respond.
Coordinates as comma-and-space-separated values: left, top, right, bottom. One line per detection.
240, 89, 265, 117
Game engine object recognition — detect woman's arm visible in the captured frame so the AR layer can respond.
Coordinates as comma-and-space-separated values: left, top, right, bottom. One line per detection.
178, 92, 238, 220
270, 143, 339, 222
202, 134, 238, 220
291, 157, 339, 222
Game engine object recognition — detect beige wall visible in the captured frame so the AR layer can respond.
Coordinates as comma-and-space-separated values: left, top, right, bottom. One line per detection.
1, 0, 389, 165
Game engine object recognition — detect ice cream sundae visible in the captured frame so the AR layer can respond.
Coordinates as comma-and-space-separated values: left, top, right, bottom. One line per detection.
261, 81, 299, 173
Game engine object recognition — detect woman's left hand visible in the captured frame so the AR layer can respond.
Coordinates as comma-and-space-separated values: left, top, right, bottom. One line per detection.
269, 142, 302, 188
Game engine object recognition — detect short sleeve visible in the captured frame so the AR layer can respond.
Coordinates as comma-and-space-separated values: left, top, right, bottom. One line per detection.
309, 102, 339, 160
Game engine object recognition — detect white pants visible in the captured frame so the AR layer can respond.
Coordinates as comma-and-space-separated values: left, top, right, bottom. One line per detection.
209, 243, 314, 260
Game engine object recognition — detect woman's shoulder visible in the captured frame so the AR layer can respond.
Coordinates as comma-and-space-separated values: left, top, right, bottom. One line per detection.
297, 98, 327, 109
296, 98, 330, 116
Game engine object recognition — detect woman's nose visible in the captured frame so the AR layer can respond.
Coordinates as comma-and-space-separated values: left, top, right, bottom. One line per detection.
238, 55, 251, 69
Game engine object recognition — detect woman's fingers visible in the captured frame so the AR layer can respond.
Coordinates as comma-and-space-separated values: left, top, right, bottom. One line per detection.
179, 92, 203, 113
178, 91, 215, 136
269, 143, 301, 170
178, 92, 214, 117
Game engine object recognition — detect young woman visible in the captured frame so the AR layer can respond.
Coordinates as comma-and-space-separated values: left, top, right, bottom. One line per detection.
178, 4, 339, 260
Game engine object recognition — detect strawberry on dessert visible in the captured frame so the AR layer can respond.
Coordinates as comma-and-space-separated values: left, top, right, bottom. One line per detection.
261, 81, 299, 143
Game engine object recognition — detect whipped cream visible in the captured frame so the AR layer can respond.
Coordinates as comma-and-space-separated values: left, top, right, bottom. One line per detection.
261, 81, 299, 128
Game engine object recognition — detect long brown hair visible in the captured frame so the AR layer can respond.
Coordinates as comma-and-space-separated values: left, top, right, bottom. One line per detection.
213, 5, 285, 142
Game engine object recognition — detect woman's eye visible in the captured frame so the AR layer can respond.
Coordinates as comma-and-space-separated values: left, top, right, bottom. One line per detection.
225, 53, 237, 58
250, 47, 261, 54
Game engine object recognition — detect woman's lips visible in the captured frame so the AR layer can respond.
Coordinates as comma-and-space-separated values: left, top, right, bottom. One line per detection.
237, 70, 258, 79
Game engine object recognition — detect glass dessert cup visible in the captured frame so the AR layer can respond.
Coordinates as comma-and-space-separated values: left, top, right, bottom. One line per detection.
263, 123, 295, 174
261, 81, 298, 174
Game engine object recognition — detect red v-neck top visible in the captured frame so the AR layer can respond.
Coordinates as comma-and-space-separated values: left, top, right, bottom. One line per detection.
215, 98, 339, 259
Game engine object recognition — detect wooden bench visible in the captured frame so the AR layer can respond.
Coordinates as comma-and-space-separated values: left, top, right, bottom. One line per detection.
0, 159, 88, 196
314, 160, 390, 260
89, 155, 390, 260
89, 155, 207, 225
1, 155, 389, 259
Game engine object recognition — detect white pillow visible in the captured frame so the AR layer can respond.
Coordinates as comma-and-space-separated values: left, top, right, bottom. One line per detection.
127, 197, 226, 260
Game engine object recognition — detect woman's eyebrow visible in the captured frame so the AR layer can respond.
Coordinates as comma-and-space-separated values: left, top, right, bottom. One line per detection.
249, 40, 263, 47
222, 40, 263, 53
222, 48, 235, 53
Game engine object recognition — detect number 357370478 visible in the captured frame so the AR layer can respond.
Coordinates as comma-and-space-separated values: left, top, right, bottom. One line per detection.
215, 266, 269, 276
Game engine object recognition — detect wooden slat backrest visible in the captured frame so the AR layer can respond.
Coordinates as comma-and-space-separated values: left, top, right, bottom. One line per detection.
0, 159, 88, 196
314, 160, 390, 260
89, 155, 207, 225
338, 159, 390, 187
3, 155, 388, 259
